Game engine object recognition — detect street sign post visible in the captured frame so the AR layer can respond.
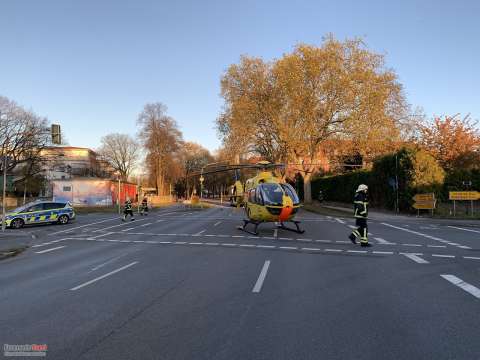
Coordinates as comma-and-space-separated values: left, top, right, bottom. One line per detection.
412, 193, 436, 216
449, 191, 480, 201
449, 191, 480, 217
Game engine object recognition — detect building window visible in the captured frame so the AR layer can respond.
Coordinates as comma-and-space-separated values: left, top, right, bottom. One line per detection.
63, 186, 72, 192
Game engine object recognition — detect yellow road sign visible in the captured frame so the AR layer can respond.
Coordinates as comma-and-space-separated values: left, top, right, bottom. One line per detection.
413, 193, 435, 202
449, 191, 480, 201
413, 200, 436, 210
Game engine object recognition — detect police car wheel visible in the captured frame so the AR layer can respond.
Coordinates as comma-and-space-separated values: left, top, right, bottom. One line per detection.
11, 218, 24, 229
58, 215, 69, 225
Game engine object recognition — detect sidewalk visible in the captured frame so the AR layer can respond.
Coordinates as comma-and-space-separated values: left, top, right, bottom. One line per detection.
319, 203, 480, 227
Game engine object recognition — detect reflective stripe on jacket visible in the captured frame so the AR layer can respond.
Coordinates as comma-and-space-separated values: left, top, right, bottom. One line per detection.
354, 191, 368, 218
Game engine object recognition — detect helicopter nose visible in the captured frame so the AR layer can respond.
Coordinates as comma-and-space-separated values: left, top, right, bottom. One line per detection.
279, 206, 293, 221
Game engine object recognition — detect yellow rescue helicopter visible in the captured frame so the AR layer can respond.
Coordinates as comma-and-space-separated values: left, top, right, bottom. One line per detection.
195, 161, 304, 235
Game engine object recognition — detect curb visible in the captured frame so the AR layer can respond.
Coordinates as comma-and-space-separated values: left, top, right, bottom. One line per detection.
0, 246, 28, 261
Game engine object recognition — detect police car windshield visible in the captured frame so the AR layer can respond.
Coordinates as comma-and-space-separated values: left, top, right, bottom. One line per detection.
259, 183, 284, 206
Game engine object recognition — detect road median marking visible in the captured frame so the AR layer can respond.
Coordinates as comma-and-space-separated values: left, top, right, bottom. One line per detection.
92, 219, 148, 232
49, 217, 119, 235
402, 253, 429, 264
32, 239, 67, 248
382, 222, 465, 248
87, 232, 114, 240
447, 226, 480, 234
374, 237, 395, 245
70, 262, 138, 291
35, 246, 66, 254
441, 274, 480, 299
252, 260, 270, 293
138, 223, 153, 227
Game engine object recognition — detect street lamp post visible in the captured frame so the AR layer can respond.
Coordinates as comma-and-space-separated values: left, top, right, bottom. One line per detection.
199, 171, 205, 208
2, 156, 7, 232
117, 176, 121, 215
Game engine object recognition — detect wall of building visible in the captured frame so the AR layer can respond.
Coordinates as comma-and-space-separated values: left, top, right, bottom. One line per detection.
52, 179, 137, 206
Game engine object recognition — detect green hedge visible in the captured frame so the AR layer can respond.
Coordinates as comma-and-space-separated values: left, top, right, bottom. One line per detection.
312, 148, 447, 211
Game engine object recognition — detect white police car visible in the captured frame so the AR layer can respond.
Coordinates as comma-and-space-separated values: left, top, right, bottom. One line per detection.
3, 201, 76, 229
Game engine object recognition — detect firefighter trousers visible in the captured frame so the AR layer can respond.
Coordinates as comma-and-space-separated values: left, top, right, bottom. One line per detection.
352, 217, 368, 244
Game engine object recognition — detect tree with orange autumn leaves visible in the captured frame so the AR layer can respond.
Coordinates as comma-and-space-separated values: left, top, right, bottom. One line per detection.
418, 115, 480, 171
217, 36, 408, 203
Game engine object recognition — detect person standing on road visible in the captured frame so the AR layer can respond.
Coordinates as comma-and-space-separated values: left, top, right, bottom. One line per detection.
140, 197, 149, 216
122, 198, 135, 222
349, 184, 371, 247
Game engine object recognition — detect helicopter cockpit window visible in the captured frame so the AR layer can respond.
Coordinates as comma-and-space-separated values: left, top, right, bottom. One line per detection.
281, 183, 300, 205
255, 188, 264, 205
259, 183, 284, 206
248, 189, 256, 203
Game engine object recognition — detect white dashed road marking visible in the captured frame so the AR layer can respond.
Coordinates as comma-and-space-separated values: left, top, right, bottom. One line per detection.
335, 218, 346, 224
214, 221, 222, 227
441, 274, 480, 299
193, 230, 206, 236
252, 260, 270, 293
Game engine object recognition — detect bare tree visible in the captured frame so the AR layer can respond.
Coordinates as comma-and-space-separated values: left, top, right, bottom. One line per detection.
0, 96, 50, 169
137, 103, 183, 195
97, 133, 140, 182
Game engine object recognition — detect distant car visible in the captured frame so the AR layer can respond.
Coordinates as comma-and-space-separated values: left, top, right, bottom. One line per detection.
3, 201, 76, 229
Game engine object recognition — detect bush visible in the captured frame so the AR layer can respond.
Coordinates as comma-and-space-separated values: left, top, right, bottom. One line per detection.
312, 148, 445, 211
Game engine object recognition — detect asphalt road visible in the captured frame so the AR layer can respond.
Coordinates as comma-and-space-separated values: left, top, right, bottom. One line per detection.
1, 204, 479, 359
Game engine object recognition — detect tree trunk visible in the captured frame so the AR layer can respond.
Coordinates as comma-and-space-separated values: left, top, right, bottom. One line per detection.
303, 173, 312, 204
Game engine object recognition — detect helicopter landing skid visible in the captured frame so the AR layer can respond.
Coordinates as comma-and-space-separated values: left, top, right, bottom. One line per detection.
237, 219, 261, 236
277, 220, 305, 234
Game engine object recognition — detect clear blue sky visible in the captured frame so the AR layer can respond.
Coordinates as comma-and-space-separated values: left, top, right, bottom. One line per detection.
1, 0, 479, 152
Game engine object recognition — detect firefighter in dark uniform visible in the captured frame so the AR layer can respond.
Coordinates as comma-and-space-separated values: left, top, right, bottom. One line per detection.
140, 197, 149, 216
122, 198, 135, 221
349, 184, 371, 247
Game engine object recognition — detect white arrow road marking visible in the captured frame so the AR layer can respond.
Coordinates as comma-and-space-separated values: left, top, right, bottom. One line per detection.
441, 274, 480, 299
252, 260, 271, 293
